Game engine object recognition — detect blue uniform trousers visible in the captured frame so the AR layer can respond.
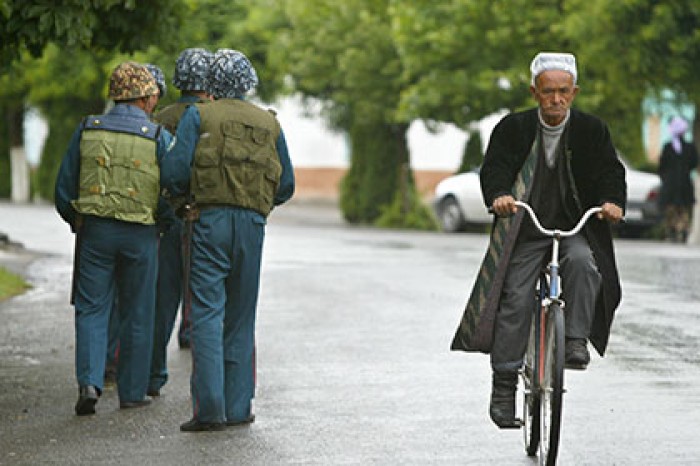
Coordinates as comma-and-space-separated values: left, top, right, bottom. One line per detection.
189, 208, 264, 423
74, 216, 158, 402
149, 217, 185, 392
106, 296, 120, 375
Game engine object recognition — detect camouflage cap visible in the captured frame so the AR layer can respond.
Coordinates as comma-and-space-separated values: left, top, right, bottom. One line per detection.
173, 48, 213, 92
108, 61, 159, 101
209, 49, 258, 99
145, 63, 167, 97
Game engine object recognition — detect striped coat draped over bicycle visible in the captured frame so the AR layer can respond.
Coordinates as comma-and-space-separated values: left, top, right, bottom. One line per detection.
451, 108, 627, 357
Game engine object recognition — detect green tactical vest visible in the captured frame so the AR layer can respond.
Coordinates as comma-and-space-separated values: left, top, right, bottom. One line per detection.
154, 102, 190, 135
191, 99, 282, 216
154, 101, 197, 211
73, 129, 160, 224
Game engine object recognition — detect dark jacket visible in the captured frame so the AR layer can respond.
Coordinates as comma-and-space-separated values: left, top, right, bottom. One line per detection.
480, 108, 626, 355
658, 141, 698, 208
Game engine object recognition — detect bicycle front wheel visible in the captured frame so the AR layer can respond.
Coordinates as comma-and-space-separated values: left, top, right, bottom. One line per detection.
538, 302, 565, 465
522, 310, 540, 456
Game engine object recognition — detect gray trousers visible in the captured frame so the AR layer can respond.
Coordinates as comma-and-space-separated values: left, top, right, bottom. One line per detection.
490, 233, 601, 372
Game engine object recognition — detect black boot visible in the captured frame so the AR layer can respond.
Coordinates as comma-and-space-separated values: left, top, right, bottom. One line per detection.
75, 385, 99, 416
489, 371, 520, 429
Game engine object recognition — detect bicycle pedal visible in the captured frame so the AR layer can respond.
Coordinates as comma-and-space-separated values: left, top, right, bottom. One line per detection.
497, 419, 523, 430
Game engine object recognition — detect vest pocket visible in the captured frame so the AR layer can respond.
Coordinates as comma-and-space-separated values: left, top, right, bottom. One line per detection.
221, 120, 246, 140
252, 127, 270, 145
193, 147, 220, 190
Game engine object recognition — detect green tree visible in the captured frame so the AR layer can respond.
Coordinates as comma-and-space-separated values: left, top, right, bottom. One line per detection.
0, 58, 30, 199
0, 0, 185, 69
277, 0, 432, 226
22, 46, 112, 200
391, 0, 568, 127
0, 107, 11, 198
0, 1, 185, 200
392, 0, 700, 166
457, 130, 482, 174
568, 0, 700, 163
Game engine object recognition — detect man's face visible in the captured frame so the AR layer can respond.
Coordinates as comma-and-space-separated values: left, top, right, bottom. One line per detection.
530, 70, 578, 126
144, 94, 160, 115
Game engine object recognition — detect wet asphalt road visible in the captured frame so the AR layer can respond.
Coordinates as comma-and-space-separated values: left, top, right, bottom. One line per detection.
0, 200, 699, 465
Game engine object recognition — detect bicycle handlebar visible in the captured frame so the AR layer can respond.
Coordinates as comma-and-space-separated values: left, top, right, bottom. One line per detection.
513, 201, 602, 238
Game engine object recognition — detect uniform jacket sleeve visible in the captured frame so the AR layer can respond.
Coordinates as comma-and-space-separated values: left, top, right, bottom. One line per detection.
54, 125, 83, 231
161, 105, 200, 197
156, 127, 173, 164
274, 129, 295, 205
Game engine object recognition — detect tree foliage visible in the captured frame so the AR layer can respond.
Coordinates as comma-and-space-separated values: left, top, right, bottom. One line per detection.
0, 0, 185, 69
0, 0, 186, 199
3, 0, 699, 228
277, 0, 425, 225
568, 0, 700, 161
392, 0, 700, 164
24, 46, 112, 200
391, 0, 568, 126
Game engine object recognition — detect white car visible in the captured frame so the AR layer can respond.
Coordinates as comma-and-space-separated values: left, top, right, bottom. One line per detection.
433, 168, 491, 232
619, 161, 661, 237
433, 164, 661, 236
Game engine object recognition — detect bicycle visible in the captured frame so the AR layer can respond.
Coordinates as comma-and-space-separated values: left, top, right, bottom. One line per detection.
512, 201, 603, 466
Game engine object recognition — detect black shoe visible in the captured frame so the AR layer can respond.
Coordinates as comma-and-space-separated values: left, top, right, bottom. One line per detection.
146, 388, 160, 397
226, 415, 255, 427
489, 371, 520, 429
119, 399, 152, 410
75, 385, 99, 416
565, 338, 590, 370
180, 418, 226, 432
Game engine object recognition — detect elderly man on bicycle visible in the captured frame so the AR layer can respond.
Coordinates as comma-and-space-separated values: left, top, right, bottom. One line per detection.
451, 52, 626, 428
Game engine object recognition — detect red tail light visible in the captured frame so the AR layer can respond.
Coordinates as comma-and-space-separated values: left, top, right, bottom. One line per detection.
645, 187, 659, 202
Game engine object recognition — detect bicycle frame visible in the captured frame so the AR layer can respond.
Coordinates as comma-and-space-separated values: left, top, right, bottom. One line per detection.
517, 201, 603, 466
516, 201, 602, 299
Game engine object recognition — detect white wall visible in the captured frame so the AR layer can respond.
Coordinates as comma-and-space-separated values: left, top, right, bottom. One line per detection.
271, 96, 349, 168
273, 95, 506, 171
24, 97, 506, 172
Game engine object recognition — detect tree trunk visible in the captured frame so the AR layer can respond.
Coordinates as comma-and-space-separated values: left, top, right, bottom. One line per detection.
7, 105, 30, 203
340, 119, 410, 223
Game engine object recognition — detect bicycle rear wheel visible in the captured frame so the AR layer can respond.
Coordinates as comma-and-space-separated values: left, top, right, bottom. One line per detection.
538, 302, 565, 465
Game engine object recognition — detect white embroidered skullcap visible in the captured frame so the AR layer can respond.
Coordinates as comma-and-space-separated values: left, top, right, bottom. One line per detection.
530, 52, 577, 85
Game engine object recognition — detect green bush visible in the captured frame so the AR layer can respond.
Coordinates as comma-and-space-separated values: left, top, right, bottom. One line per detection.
374, 185, 438, 231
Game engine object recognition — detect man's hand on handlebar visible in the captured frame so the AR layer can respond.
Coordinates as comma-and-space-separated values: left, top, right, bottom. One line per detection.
598, 202, 623, 223
491, 195, 517, 217
491, 196, 623, 224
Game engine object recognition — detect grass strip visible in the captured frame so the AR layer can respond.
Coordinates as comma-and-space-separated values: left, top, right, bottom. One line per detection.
0, 266, 30, 301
